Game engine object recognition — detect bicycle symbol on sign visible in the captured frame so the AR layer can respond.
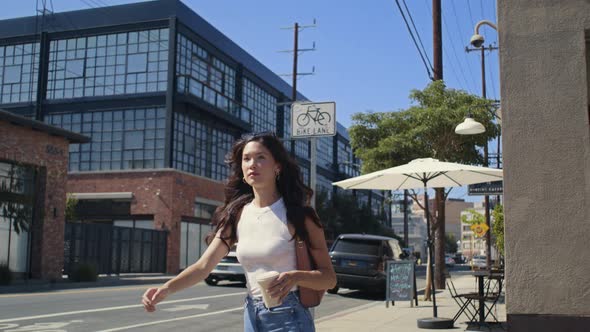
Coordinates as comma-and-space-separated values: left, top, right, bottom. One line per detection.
296, 105, 331, 127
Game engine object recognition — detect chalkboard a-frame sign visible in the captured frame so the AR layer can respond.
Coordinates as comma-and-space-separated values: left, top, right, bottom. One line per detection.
385, 260, 418, 307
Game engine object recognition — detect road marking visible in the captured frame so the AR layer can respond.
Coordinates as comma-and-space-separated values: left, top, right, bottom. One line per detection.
162, 304, 210, 312
95, 307, 243, 332
0, 291, 245, 323
2, 320, 84, 332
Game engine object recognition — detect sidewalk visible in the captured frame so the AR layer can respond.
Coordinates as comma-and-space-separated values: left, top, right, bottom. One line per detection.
316, 273, 506, 332
0, 273, 174, 294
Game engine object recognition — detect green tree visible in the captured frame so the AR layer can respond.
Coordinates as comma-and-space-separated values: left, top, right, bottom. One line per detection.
461, 208, 485, 225
65, 194, 79, 222
492, 204, 504, 258
445, 233, 458, 254
315, 190, 400, 243
348, 81, 499, 292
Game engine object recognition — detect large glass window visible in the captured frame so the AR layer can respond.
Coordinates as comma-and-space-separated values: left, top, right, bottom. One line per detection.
356, 191, 369, 208
0, 161, 35, 273
45, 107, 166, 171
372, 191, 385, 217
317, 136, 334, 170
194, 202, 216, 219
300, 164, 310, 186
47, 29, 168, 99
317, 174, 333, 200
295, 140, 309, 159
173, 112, 237, 181
242, 78, 277, 132
179, 221, 214, 269
337, 138, 360, 178
0, 43, 40, 104
176, 34, 240, 118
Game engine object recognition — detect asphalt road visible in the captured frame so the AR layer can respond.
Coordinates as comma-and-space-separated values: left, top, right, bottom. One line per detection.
0, 277, 427, 332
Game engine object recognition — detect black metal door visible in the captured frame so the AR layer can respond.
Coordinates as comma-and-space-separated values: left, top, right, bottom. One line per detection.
64, 222, 167, 275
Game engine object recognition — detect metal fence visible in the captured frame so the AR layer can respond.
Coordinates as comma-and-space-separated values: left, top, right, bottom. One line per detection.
64, 222, 167, 275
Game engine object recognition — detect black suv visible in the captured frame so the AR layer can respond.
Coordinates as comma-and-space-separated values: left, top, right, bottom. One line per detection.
328, 234, 404, 294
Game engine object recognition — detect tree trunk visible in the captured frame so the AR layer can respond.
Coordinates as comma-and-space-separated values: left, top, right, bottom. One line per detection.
434, 188, 446, 290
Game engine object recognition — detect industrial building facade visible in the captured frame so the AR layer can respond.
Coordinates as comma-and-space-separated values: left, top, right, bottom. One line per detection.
0, 0, 387, 278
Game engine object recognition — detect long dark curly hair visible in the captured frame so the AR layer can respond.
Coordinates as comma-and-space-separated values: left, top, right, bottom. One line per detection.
207, 132, 322, 250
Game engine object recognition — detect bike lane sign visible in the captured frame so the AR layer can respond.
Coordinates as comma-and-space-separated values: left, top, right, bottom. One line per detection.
291, 101, 336, 138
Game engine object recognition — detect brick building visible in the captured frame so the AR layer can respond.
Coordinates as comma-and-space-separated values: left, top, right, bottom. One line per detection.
0, 109, 89, 280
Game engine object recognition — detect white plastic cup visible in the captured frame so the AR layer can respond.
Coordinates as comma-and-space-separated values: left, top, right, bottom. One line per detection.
256, 271, 282, 308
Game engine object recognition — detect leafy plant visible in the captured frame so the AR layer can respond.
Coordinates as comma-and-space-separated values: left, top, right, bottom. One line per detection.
461, 208, 485, 225
65, 194, 79, 222
492, 204, 504, 257
68, 263, 98, 282
445, 233, 458, 254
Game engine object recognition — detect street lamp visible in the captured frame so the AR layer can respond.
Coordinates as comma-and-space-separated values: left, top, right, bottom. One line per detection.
469, 20, 497, 48
456, 20, 499, 271
456, 20, 499, 134
455, 115, 485, 135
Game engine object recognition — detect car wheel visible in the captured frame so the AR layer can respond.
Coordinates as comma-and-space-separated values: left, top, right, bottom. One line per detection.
205, 276, 218, 286
327, 285, 339, 294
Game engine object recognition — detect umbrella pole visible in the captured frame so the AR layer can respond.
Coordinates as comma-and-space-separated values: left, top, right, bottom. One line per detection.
424, 184, 437, 317
417, 180, 453, 329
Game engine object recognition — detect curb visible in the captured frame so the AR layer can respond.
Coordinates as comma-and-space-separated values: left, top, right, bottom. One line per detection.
0, 275, 174, 294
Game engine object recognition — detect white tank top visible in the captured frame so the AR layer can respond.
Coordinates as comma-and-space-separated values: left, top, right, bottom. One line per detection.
236, 197, 297, 297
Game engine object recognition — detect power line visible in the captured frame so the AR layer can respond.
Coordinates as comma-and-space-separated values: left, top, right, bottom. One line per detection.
480, 0, 485, 19
466, 0, 476, 30
401, 0, 432, 71
486, 46, 498, 100
441, 9, 472, 91
393, 0, 433, 80
450, 0, 479, 93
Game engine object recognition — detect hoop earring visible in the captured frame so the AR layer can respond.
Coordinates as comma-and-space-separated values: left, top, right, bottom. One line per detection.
275, 171, 280, 182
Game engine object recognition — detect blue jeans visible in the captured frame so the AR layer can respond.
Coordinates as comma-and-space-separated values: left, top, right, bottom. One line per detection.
244, 291, 315, 332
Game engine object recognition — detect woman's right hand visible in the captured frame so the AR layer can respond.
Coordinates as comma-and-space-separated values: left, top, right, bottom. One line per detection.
142, 286, 170, 312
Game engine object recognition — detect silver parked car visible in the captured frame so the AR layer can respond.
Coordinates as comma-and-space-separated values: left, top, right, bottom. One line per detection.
471, 255, 487, 269
205, 250, 246, 286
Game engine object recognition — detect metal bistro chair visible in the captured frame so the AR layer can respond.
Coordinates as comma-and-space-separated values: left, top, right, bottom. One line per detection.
481, 272, 504, 323
464, 272, 504, 326
446, 274, 479, 323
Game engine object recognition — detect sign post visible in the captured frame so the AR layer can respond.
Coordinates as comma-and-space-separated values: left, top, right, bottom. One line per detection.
468, 180, 503, 196
291, 102, 336, 208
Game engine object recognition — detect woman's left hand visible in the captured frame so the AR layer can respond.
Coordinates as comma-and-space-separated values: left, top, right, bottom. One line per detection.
267, 271, 298, 302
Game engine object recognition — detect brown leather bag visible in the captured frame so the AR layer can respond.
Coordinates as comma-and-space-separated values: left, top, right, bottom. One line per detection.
295, 236, 325, 308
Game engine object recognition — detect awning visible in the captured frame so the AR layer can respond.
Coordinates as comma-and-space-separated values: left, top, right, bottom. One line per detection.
69, 192, 133, 200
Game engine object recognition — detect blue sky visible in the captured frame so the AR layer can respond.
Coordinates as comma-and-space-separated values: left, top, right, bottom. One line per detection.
1, 0, 500, 202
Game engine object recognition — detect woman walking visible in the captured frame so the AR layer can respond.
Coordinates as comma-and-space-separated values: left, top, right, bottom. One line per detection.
142, 132, 336, 331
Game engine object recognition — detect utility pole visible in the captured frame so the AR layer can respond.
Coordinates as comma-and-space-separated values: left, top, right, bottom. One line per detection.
466, 43, 498, 270
431, 0, 443, 306
279, 21, 316, 205
432, 0, 442, 81
292, 23, 299, 104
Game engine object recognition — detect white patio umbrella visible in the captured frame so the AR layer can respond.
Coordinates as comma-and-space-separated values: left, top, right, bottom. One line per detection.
332, 158, 503, 328
332, 157, 503, 191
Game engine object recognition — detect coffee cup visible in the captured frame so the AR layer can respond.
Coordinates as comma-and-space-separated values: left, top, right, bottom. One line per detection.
256, 271, 281, 308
